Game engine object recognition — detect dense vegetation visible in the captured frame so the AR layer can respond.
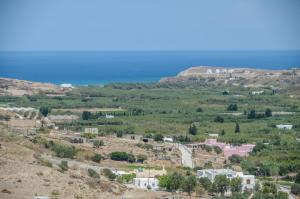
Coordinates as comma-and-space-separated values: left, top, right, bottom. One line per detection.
1, 82, 300, 192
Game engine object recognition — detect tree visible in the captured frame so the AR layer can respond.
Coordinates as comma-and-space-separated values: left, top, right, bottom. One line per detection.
213, 146, 222, 154
229, 154, 243, 164
214, 116, 224, 123
265, 108, 272, 117
110, 152, 129, 161
230, 177, 242, 193
82, 111, 92, 120
214, 175, 230, 195
295, 172, 300, 184
40, 106, 50, 117
235, 123, 240, 133
182, 175, 197, 197
262, 182, 277, 194
158, 175, 171, 189
248, 109, 256, 119
227, 104, 238, 111
93, 140, 104, 148
168, 172, 184, 193
154, 134, 163, 142
188, 124, 197, 135
291, 183, 300, 196
92, 153, 102, 163
52, 144, 77, 158
196, 107, 203, 112
199, 177, 213, 191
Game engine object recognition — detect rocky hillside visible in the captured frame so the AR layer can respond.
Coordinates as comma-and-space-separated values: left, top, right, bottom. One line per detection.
0, 78, 63, 96
160, 66, 300, 88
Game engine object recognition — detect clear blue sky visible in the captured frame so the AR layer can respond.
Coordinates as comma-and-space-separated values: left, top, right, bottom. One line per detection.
0, 0, 299, 51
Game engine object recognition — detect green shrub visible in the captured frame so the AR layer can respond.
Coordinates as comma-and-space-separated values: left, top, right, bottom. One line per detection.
110, 152, 129, 161
92, 154, 102, 163
52, 144, 77, 158
88, 168, 100, 178
102, 168, 117, 181
59, 160, 68, 172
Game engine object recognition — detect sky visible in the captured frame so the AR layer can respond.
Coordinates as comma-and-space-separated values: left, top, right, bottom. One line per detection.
0, 0, 299, 51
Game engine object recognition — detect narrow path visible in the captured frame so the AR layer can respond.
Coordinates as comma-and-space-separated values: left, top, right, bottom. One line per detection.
178, 144, 193, 168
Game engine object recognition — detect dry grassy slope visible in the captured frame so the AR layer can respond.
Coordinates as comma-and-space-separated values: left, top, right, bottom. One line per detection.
0, 135, 174, 199
0, 78, 61, 96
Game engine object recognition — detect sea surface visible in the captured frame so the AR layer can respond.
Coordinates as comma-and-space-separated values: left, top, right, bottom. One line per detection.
0, 51, 299, 85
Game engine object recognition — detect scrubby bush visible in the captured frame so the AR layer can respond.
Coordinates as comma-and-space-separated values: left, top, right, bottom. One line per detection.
93, 140, 104, 148
110, 152, 129, 161
52, 144, 77, 158
229, 155, 243, 164
88, 168, 100, 178
59, 160, 68, 172
92, 154, 102, 163
154, 134, 163, 142
102, 168, 117, 181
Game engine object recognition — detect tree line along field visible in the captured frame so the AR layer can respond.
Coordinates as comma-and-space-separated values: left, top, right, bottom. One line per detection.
1, 82, 300, 178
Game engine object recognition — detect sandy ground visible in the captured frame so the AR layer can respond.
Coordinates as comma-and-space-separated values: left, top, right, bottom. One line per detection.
0, 140, 177, 199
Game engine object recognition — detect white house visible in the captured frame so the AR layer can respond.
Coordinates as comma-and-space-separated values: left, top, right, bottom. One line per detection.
163, 136, 173, 142
84, 127, 98, 134
105, 114, 115, 119
133, 177, 159, 190
60, 83, 73, 88
276, 124, 293, 130
197, 169, 255, 191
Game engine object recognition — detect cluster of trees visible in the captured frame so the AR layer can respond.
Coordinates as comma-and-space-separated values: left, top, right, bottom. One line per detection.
252, 181, 289, 199
159, 172, 197, 197
198, 144, 222, 154
198, 175, 243, 196
247, 108, 272, 119
40, 106, 51, 117
227, 104, 238, 111
110, 152, 147, 163
291, 172, 300, 196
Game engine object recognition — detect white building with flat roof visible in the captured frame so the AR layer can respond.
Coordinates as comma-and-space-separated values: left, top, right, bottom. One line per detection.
276, 124, 293, 130
133, 177, 159, 190
84, 127, 98, 134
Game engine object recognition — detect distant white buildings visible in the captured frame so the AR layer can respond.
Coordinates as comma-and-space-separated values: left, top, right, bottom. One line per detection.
84, 127, 98, 134
250, 90, 264, 95
276, 124, 293, 130
105, 114, 114, 119
60, 83, 73, 89
133, 177, 159, 190
197, 169, 255, 192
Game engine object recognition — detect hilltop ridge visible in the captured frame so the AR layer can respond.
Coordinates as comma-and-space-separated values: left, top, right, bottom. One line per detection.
160, 66, 300, 88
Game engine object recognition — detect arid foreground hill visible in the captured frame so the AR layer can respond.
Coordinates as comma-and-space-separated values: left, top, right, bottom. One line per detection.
160, 66, 300, 88
0, 78, 63, 96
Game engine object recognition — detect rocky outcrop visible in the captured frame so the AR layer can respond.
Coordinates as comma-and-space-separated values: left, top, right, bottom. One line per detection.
0, 78, 62, 96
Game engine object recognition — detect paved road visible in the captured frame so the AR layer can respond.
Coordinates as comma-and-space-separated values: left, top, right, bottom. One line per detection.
178, 144, 193, 168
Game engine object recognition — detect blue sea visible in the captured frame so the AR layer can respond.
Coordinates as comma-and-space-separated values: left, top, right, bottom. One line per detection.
0, 51, 300, 85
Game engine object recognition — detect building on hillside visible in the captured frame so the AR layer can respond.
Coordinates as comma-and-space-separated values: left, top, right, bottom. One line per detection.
84, 127, 98, 134
197, 169, 255, 191
123, 134, 143, 140
276, 124, 293, 130
163, 136, 173, 142
134, 166, 166, 178
208, 133, 219, 138
186, 139, 255, 159
48, 115, 79, 123
105, 114, 114, 119
133, 177, 159, 190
